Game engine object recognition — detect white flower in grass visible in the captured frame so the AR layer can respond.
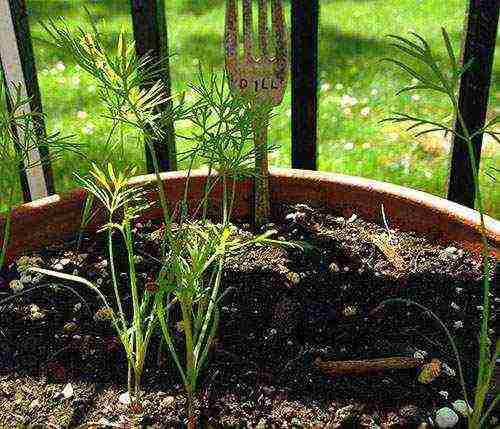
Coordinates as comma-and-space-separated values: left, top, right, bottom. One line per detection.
411, 94, 421, 102
360, 107, 371, 117
56, 61, 66, 72
343, 141, 355, 151
340, 94, 358, 108
320, 82, 331, 92
82, 122, 95, 135
370, 88, 379, 97
335, 83, 344, 90
76, 111, 88, 120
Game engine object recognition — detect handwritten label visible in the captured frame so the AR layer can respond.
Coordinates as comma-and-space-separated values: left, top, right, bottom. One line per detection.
239, 78, 283, 92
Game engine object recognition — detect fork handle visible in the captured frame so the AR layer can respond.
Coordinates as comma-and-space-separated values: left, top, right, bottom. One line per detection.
252, 108, 271, 227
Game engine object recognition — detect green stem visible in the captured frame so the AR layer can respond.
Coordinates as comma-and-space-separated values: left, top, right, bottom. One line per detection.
181, 301, 195, 381
107, 228, 127, 330
453, 101, 494, 426
0, 210, 12, 271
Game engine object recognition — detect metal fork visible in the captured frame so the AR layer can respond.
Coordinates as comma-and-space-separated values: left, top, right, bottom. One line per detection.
225, 0, 289, 227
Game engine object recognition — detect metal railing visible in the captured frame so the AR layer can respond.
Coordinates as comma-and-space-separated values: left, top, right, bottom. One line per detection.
0, 0, 498, 210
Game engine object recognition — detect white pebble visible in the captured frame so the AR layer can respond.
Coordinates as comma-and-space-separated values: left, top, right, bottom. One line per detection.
10, 279, 24, 293
119, 391, 131, 405
452, 399, 472, 417
435, 407, 459, 428
441, 362, 456, 377
413, 350, 428, 360
438, 391, 449, 399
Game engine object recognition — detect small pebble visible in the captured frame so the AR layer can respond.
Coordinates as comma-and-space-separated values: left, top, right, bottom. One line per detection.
452, 399, 472, 417
342, 305, 358, 317
161, 396, 175, 407
119, 391, 131, 405
347, 213, 358, 223
329, 262, 340, 273
54, 383, 74, 401
453, 320, 463, 329
413, 350, 428, 360
286, 271, 301, 285
63, 322, 78, 334
435, 407, 458, 428
335, 405, 355, 422
9, 279, 24, 293
441, 362, 456, 377
438, 391, 449, 399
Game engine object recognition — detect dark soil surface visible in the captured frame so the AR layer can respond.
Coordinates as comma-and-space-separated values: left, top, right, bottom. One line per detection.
0, 203, 498, 428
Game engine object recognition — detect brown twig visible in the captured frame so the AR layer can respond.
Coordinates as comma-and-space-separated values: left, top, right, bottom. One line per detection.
315, 355, 423, 377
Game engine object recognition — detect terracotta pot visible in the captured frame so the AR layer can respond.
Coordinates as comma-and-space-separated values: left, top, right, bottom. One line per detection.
1, 168, 499, 265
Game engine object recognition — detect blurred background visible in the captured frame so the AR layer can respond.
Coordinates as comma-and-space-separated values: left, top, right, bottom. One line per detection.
23, 0, 499, 216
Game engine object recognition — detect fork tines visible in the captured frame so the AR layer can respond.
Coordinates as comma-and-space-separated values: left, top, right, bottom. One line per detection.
225, 0, 288, 64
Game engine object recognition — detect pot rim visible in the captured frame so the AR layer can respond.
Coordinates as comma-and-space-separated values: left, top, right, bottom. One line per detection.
1, 167, 499, 264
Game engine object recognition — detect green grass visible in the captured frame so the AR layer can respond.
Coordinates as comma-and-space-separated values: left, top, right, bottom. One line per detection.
10, 0, 499, 217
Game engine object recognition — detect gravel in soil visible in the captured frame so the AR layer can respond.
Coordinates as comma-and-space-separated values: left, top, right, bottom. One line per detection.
0, 203, 498, 428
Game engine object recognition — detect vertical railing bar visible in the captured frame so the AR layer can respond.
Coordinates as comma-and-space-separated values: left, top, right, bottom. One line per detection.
446, 0, 499, 208
0, 0, 55, 201
130, 0, 177, 173
291, 0, 318, 170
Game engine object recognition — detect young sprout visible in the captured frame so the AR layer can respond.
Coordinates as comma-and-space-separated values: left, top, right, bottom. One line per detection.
379, 28, 499, 428
29, 164, 157, 405
155, 66, 298, 427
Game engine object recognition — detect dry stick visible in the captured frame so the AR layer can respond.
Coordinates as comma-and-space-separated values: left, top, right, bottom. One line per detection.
315, 356, 423, 377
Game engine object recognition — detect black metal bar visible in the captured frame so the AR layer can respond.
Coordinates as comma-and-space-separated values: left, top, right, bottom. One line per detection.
446, 0, 499, 208
1, 0, 55, 201
130, 0, 177, 172
291, 0, 318, 170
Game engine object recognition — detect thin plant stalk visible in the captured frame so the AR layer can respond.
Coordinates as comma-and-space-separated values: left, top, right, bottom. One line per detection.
382, 28, 499, 428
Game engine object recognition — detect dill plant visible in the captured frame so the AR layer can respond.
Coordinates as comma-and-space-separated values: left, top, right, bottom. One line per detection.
40, 14, 189, 244
30, 16, 292, 425
30, 163, 160, 404
154, 66, 292, 428
377, 28, 499, 428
